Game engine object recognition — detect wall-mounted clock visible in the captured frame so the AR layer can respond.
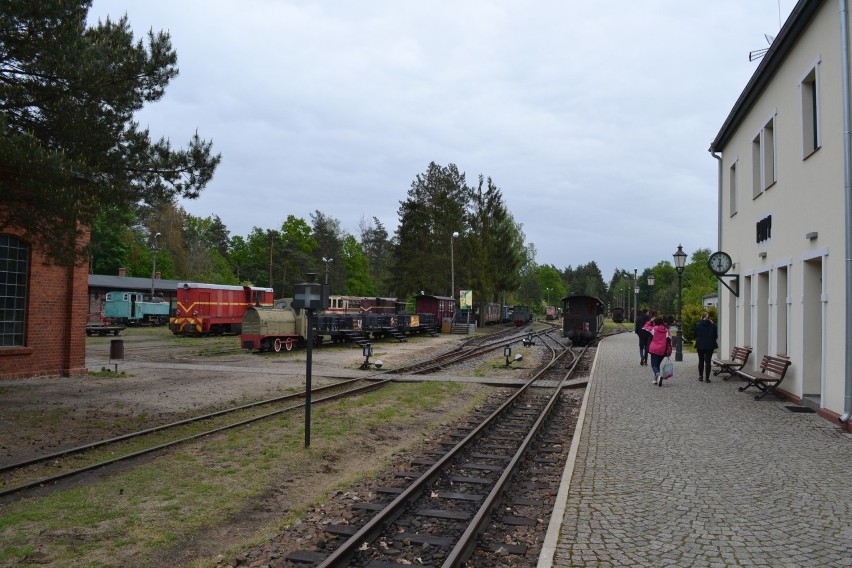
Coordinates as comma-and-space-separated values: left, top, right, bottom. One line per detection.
708, 251, 732, 275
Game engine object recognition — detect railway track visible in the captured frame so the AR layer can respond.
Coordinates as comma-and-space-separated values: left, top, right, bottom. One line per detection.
269, 340, 592, 567
0, 378, 388, 501
1, 325, 548, 501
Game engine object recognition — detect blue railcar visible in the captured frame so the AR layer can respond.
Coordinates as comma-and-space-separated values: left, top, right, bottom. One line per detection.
102, 291, 171, 325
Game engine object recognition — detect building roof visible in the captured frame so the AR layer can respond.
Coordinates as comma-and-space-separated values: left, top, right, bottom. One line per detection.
88, 274, 182, 293
710, 0, 822, 152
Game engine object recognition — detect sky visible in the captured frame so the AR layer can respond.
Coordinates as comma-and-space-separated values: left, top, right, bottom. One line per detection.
87, 1, 795, 281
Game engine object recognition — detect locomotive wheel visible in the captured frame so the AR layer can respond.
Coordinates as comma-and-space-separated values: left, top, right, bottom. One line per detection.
273, 339, 283, 353
284, 338, 294, 351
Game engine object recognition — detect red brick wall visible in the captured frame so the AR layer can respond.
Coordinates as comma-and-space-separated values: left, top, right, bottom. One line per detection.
0, 227, 89, 379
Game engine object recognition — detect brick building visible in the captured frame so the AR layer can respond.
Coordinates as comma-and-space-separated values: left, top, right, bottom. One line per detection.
0, 226, 89, 380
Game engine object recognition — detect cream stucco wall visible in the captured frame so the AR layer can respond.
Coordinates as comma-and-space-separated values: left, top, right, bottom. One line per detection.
716, 2, 848, 415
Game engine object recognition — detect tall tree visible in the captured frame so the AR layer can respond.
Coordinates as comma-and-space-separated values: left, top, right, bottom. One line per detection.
390, 162, 471, 297
0, 1, 220, 264
341, 234, 375, 296
310, 210, 343, 289
467, 176, 522, 305
359, 216, 391, 293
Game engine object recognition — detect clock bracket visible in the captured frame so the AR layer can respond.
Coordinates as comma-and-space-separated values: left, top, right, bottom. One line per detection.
714, 273, 740, 297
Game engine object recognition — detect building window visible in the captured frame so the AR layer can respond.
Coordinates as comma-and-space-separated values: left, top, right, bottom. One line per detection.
762, 117, 776, 190
752, 116, 776, 198
0, 234, 29, 347
729, 160, 738, 217
801, 65, 820, 157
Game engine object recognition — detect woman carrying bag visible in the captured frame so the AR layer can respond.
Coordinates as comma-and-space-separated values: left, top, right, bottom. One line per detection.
644, 316, 672, 387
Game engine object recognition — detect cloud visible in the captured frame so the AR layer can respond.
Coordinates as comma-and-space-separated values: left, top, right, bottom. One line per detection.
88, 0, 795, 280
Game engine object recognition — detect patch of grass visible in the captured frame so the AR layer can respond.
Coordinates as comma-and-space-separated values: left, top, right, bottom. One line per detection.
87, 369, 129, 378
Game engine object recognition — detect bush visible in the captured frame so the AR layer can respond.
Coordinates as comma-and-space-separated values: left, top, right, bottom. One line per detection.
682, 304, 717, 344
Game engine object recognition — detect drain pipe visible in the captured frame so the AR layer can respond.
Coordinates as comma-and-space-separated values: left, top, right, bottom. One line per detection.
839, 0, 852, 424
710, 150, 723, 351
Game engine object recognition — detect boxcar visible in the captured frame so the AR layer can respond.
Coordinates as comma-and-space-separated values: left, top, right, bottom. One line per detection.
512, 305, 533, 326
170, 282, 274, 335
415, 294, 456, 331
562, 294, 605, 345
477, 302, 503, 325
102, 291, 170, 325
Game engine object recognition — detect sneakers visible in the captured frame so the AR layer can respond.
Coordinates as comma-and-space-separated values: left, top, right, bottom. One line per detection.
658, 374, 662, 387
704, 377, 711, 383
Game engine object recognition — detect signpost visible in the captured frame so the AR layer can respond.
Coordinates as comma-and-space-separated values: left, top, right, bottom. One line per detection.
292, 275, 329, 448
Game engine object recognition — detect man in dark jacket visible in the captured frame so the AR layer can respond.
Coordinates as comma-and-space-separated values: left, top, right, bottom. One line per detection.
694, 312, 719, 382
635, 308, 652, 366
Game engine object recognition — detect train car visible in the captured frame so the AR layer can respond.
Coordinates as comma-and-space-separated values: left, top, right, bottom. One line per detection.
512, 305, 533, 326
475, 302, 503, 326
242, 300, 436, 352
170, 282, 274, 335
561, 294, 605, 345
102, 291, 170, 325
240, 299, 311, 352
415, 294, 456, 331
611, 307, 625, 323
326, 295, 401, 315
545, 305, 558, 321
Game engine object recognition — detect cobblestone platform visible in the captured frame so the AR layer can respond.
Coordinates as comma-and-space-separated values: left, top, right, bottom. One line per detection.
538, 331, 852, 567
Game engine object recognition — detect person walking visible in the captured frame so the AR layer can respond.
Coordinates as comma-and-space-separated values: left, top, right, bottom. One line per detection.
644, 316, 672, 386
635, 308, 652, 366
694, 312, 718, 382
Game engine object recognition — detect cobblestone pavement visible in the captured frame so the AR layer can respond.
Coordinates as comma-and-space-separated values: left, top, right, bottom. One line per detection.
540, 332, 852, 567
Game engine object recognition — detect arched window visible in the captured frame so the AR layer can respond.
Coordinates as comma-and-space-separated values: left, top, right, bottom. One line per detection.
0, 234, 29, 347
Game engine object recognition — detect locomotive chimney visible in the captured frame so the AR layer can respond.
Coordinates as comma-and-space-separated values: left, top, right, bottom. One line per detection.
118, 267, 126, 277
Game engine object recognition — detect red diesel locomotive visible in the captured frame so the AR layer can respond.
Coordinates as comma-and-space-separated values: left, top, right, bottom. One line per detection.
170, 282, 274, 335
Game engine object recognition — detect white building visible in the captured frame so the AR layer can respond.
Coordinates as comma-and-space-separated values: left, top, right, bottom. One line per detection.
709, 0, 851, 430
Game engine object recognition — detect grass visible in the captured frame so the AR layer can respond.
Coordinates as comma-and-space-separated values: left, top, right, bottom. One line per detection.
0, 381, 488, 568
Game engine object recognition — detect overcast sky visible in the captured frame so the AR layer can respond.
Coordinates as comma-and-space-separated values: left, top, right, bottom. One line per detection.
87, 1, 794, 281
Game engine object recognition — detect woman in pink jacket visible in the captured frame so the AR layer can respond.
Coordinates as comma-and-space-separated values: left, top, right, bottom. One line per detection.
643, 316, 672, 386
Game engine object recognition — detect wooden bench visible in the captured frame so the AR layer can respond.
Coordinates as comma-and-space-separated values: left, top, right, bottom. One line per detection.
735, 355, 792, 400
712, 346, 752, 381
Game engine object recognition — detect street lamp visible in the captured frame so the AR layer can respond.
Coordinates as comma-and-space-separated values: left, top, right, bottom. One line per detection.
647, 273, 655, 312
546, 287, 552, 305
322, 257, 333, 285
633, 268, 638, 324
450, 231, 459, 300
673, 244, 687, 362
151, 232, 161, 295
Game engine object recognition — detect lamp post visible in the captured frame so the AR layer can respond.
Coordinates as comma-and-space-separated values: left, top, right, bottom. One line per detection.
151, 232, 161, 296
673, 244, 687, 362
450, 231, 459, 300
546, 287, 552, 305
322, 257, 333, 285
647, 273, 655, 312
633, 268, 638, 324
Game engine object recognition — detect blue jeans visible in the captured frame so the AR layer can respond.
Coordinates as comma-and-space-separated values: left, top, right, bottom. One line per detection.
650, 353, 665, 376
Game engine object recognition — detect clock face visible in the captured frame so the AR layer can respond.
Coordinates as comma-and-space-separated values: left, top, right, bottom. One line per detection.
708, 251, 732, 275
